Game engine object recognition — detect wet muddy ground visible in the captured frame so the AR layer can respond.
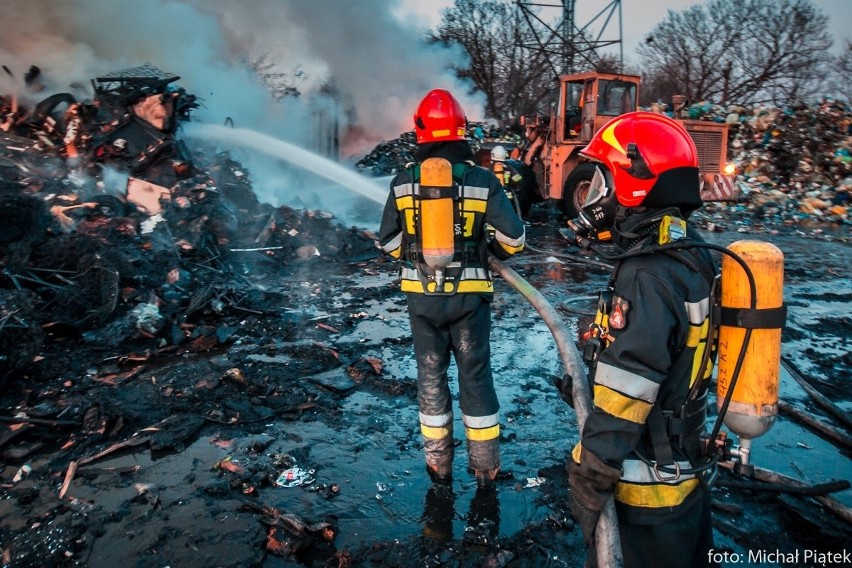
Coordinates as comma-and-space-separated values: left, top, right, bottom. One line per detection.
1, 204, 850, 568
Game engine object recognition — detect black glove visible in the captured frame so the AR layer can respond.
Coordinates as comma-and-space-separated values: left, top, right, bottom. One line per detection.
553, 373, 575, 408
567, 448, 622, 568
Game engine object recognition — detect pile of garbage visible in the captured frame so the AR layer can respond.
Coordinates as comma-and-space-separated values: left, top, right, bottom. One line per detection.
0, 65, 378, 380
356, 99, 851, 234
713, 100, 851, 232
647, 98, 851, 233
354, 123, 525, 177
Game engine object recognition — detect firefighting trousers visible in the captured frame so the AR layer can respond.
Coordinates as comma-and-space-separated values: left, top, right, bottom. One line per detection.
617, 488, 717, 568
406, 292, 500, 473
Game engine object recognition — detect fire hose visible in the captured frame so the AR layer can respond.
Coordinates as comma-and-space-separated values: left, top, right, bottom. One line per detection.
488, 256, 623, 568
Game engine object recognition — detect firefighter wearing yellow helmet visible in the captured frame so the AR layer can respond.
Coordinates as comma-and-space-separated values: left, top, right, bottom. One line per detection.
378, 89, 525, 487
489, 144, 524, 218
564, 112, 719, 568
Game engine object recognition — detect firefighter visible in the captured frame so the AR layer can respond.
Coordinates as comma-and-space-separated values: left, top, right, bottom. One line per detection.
489, 145, 523, 218
378, 89, 525, 487
563, 112, 719, 568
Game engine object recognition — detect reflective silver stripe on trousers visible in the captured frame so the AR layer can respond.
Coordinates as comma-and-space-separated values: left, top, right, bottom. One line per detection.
420, 411, 453, 427
462, 412, 499, 428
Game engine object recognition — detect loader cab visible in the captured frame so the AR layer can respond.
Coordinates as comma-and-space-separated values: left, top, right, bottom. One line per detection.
558, 71, 640, 143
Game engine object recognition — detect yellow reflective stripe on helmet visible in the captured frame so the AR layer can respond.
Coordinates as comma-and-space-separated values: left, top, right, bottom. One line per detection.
594, 384, 653, 424
421, 424, 451, 440
614, 477, 700, 508
466, 424, 500, 441
431, 129, 451, 138
601, 118, 627, 156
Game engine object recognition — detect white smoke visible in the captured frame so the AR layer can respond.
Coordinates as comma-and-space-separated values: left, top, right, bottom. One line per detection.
0, 0, 483, 156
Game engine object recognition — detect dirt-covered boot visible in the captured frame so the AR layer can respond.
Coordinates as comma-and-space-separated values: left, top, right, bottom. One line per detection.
423, 424, 454, 485
473, 466, 500, 488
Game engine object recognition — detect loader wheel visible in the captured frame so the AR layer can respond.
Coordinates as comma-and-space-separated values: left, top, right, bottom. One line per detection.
561, 163, 598, 219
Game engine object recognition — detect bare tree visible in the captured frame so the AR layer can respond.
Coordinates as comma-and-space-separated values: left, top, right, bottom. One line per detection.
430, 0, 559, 123
638, 0, 833, 106
827, 41, 852, 104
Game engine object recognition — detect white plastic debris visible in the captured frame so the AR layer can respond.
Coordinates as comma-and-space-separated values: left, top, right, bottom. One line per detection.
524, 477, 546, 488
275, 467, 316, 487
13, 464, 32, 483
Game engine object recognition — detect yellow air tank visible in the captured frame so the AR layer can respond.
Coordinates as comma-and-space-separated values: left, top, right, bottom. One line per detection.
717, 240, 785, 450
418, 157, 456, 292
493, 161, 506, 186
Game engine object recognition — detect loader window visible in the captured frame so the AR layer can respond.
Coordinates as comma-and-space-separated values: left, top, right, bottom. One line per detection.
599, 80, 637, 116
564, 81, 584, 138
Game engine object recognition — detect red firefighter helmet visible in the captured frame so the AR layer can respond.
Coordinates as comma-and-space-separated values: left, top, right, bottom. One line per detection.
413, 89, 467, 144
579, 111, 701, 211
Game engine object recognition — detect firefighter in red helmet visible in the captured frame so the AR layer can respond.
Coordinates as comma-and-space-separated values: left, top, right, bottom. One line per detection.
378, 89, 525, 488
563, 112, 719, 567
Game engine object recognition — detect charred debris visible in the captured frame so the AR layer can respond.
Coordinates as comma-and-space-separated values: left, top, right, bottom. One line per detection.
0, 63, 396, 565
1, 63, 380, 380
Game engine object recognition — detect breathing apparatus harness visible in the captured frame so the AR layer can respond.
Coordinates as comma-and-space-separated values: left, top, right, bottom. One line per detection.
405, 159, 486, 295
568, 208, 787, 486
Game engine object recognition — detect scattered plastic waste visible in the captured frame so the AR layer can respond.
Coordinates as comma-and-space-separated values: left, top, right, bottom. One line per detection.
275, 466, 316, 487
12, 464, 32, 483
524, 477, 546, 488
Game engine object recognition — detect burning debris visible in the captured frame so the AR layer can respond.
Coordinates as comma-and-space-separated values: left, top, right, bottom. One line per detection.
0, 65, 378, 380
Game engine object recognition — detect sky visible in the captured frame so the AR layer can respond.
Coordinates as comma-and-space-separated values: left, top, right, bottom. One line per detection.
403, 0, 852, 62
1, 0, 849, 157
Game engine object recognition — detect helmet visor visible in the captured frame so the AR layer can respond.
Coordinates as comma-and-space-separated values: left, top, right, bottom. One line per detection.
583, 166, 611, 208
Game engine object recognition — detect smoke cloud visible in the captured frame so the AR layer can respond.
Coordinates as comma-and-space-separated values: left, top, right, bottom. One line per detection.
0, 0, 483, 157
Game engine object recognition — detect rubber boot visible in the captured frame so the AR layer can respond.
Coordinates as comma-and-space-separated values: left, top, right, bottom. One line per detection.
468, 436, 500, 488
423, 424, 454, 485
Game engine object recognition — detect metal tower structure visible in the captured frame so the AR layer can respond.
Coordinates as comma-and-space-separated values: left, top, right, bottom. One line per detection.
516, 0, 624, 76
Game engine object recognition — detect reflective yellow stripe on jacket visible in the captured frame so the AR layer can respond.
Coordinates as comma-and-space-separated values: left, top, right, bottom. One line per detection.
572, 443, 698, 509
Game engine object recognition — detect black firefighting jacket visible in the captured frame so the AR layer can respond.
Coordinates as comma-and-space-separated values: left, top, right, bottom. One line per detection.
378, 143, 525, 294
573, 238, 717, 524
